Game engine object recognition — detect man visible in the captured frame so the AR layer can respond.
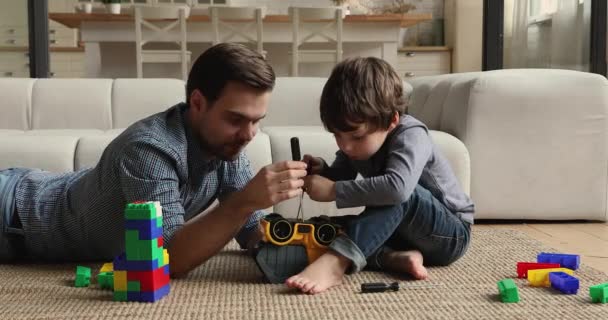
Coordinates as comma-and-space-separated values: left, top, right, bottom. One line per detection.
0, 43, 308, 277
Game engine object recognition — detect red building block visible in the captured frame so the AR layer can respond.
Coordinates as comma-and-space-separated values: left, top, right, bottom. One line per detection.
517, 262, 561, 278
126, 265, 170, 292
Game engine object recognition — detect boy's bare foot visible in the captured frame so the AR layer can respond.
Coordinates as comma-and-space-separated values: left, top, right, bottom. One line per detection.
285, 251, 350, 294
382, 250, 428, 280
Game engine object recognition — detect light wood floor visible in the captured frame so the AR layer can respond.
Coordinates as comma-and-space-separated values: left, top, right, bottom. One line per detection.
474, 223, 608, 273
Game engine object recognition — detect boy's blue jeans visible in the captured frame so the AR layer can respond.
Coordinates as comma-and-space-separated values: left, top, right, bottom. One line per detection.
328, 185, 471, 273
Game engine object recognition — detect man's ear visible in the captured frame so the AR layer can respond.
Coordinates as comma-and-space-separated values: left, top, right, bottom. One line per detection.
189, 89, 207, 113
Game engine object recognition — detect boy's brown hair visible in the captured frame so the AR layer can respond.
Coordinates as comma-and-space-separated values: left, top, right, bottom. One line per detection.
320, 57, 406, 133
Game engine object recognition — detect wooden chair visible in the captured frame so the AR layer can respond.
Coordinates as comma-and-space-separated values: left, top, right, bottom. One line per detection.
132, 4, 191, 80
210, 6, 266, 56
288, 7, 344, 77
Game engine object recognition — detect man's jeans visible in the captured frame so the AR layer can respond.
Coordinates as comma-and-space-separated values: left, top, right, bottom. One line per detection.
0, 168, 29, 261
329, 185, 471, 273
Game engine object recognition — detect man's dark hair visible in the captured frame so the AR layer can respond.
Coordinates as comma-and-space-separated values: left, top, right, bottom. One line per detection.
186, 43, 275, 105
320, 57, 406, 133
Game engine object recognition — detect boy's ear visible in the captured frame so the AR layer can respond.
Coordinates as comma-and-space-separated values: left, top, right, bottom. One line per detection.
389, 111, 400, 130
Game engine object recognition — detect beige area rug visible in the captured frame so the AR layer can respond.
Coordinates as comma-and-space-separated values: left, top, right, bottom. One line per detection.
0, 229, 607, 320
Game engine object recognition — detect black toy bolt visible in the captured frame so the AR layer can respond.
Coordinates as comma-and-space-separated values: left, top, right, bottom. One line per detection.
361, 282, 399, 293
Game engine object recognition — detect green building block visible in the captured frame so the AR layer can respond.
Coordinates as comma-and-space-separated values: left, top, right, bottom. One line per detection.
127, 281, 141, 292
497, 279, 520, 303
124, 202, 158, 220
590, 283, 608, 303
75, 266, 91, 287
98, 272, 114, 290
113, 291, 127, 302
125, 230, 164, 261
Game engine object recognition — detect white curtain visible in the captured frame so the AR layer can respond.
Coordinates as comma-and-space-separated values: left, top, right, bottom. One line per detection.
504, 0, 590, 71
550, 0, 590, 70
504, 0, 530, 68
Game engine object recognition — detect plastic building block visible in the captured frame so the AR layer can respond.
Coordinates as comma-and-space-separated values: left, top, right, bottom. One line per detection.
537, 252, 580, 270
497, 279, 520, 303
549, 272, 579, 294
125, 218, 163, 240
590, 283, 608, 303
516, 262, 560, 278
528, 267, 574, 287
127, 283, 170, 303
127, 281, 141, 292
113, 291, 127, 302
113, 270, 127, 291
126, 265, 170, 292
100, 262, 113, 273
98, 272, 114, 290
124, 202, 159, 220
75, 266, 91, 287
163, 249, 169, 266
125, 230, 164, 261
113, 253, 161, 271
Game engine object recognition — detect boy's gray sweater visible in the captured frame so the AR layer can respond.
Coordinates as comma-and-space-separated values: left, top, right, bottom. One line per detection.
323, 115, 475, 224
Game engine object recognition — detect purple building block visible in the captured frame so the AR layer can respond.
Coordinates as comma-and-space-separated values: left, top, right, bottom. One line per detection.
549, 272, 579, 294
127, 283, 170, 302
537, 252, 580, 270
125, 219, 163, 240
113, 252, 161, 271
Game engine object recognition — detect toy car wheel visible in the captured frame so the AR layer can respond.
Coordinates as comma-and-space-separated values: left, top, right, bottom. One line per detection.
315, 223, 337, 246
270, 219, 294, 244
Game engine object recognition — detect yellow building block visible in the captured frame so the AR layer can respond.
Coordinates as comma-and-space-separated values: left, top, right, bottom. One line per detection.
163, 249, 170, 266
528, 268, 574, 287
100, 262, 113, 273
113, 270, 127, 291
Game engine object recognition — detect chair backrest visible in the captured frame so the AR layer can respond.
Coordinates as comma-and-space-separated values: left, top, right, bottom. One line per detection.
210, 6, 266, 55
288, 6, 344, 76
133, 4, 190, 79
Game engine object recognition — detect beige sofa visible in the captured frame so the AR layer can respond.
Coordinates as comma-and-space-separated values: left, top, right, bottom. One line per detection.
1, 69, 606, 221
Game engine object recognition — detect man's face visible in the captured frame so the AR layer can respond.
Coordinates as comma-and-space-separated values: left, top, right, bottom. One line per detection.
189, 81, 270, 161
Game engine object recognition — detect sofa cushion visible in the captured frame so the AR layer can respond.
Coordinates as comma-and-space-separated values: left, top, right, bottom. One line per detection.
0, 136, 78, 172
0, 130, 25, 135
23, 130, 105, 137
0, 78, 34, 130
31, 79, 113, 130
112, 79, 186, 129
75, 134, 119, 170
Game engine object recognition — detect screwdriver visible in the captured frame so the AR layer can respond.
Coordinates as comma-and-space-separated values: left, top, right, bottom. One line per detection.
361, 282, 399, 293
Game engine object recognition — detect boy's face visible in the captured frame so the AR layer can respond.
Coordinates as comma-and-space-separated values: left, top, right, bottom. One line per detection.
333, 115, 399, 161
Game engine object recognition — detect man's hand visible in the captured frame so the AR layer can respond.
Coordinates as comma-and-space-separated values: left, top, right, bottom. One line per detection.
302, 154, 324, 175
303, 174, 336, 202
240, 160, 308, 212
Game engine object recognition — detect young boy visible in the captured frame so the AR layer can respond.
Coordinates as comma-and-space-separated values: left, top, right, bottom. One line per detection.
285, 57, 474, 294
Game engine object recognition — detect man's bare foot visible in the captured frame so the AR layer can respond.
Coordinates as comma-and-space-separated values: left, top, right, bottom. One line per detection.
382, 250, 428, 280
285, 251, 350, 294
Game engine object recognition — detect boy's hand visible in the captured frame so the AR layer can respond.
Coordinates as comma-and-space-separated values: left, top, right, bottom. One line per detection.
302, 154, 324, 175
303, 175, 336, 202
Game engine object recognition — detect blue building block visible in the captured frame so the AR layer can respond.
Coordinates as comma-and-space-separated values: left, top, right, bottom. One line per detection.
549, 272, 579, 294
125, 219, 163, 240
113, 252, 161, 271
127, 283, 170, 302
537, 252, 580, 270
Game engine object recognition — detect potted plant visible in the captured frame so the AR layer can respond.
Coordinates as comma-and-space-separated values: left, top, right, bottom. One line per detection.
102, 0, 121, 15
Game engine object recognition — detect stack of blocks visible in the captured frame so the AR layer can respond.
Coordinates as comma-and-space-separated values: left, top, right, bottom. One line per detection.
113, 201, 170, 302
